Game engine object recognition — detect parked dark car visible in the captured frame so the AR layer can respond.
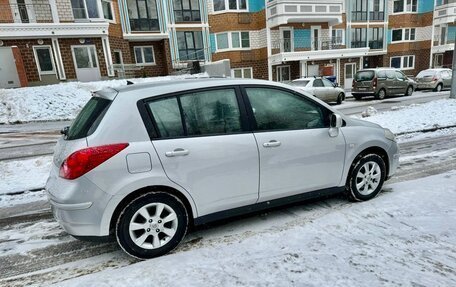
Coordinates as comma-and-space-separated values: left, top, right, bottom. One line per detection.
415, 68, 452, 92
352, 68, 417, 100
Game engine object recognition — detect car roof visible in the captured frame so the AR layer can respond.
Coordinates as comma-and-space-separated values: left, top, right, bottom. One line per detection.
95, 77, 295, 101
292, 78, 314, 81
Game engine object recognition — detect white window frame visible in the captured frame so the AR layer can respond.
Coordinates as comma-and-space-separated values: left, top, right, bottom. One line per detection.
276, 65, 291, 82
392, 0, 418, 14
391, 28, 416, 43
212, 0, 248, 13
215, 31, 250, 52
390, 55, 415, 70
134, 46, 156, 66
101, 0, 116, 23
279, 26, 294, 52
231, 67, 253, 78
33, 45, 56, 78
331, 29, 345, 45
72, 0, 104, 20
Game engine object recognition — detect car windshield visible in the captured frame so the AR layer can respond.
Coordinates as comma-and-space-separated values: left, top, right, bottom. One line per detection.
417, 70, 437, 78
290, 80, 310, 87
355, 71, 375, 81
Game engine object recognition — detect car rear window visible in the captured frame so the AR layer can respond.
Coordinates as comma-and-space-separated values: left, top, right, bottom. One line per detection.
66, 97, 111, 140
290, 80, 310, 87
355, 71, 375, 82
417, 70, 436, 78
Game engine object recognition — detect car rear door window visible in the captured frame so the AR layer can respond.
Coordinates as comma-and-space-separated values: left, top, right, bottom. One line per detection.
245, 87, 329, 131
180, 89, 242, 136
313, 79, 324, 87
148, 97, 185, 138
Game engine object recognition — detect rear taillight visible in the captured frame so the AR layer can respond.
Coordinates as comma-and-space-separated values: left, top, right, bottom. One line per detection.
373, 77, 378, 88
59, 143, 129, 180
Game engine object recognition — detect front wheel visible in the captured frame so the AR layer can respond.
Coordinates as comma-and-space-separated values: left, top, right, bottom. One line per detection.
434, 83, 443, 92
405, 86, 413, 97
116, 192, 188, 259
346, 154, 386, 202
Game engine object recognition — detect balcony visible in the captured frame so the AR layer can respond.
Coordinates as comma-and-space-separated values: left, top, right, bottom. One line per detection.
267, 0, 343, 27
432, 33, 456, 53
368, 40, 383, 50
434, 1, 456, 25
0, 3, 53, 24
269, 36, 369, 64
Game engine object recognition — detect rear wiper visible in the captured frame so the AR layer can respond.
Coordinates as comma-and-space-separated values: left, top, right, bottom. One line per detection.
60, 126, 69, 136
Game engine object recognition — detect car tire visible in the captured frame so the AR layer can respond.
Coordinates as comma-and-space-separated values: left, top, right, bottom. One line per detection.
405, 86, 413, 97
116, 192, 188, 259
336, 93, 344, 105
353, 95, 362, 101
346, 154, 386, 202
434, 83, 443, 92
375, 89, 386, 100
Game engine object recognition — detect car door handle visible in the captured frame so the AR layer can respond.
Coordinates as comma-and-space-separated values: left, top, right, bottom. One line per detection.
263, 140, 281, 148
165, 148, 189, 157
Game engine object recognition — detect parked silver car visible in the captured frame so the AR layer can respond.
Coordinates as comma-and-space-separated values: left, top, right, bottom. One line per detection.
46, 78, 399, 259
291, 77, 345, 104
415, 68, 452, 92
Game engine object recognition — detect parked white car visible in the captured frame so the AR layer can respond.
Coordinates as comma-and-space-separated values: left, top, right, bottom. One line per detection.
291, 77, 345, 104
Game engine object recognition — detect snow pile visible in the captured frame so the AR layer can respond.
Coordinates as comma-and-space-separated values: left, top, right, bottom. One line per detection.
54, 172, 456, 287
356, 99, 456, 134
0, 74, 207, 124
0, 156, 52, 195
361, 106, 378, 117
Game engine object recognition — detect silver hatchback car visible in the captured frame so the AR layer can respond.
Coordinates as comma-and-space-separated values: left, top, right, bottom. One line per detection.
46, 78, 399, 259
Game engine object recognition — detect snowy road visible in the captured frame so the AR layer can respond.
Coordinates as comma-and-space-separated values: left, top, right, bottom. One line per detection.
1, 131, 455, 287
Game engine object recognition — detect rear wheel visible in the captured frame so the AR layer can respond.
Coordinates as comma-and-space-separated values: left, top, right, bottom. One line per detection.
346, 154, 386, 202
375, 89, 386, 100
405, 86, 413, 97
336, 93, 344, 105
116, 192, 188, 259
434, 83, 443, 92
353, 94, 362, 101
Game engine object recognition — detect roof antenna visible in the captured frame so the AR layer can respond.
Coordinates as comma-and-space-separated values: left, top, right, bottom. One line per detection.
126, 80, 134, 85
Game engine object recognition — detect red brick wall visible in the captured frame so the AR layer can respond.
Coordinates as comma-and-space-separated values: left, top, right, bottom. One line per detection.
0, 0, 14, 23
11, 46, 28, 87
129, 40, 170, 77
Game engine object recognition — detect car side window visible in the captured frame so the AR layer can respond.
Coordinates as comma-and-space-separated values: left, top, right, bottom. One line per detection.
245, 87, 329, 131
313, 79, 324, 87
395, 71, 405, 80
148, 97, 184, 138
322, 78, 334, 88
386, 70, 396, 79
377, 70, 387, 78
180, 89, 242, 136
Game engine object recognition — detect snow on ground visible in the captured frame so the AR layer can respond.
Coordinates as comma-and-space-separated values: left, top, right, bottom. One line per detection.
0, 156, 51, 196
53, 171, 456, 287
356, 99, 456, 134
0, 74, 207, 124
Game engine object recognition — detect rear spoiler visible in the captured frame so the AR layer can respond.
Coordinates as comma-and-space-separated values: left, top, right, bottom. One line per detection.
92, 87, 119, 101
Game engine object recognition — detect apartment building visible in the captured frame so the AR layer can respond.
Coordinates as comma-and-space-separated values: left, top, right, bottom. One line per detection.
0, 0, 452, 88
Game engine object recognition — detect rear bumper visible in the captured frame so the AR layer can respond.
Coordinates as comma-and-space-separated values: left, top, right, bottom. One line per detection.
46, 165, 112, 237
352, 91, 376, 96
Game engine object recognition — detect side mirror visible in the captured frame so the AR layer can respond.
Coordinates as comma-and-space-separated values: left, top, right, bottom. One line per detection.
333, 82, 339, 87
330, 113, 343, 128
60, 126, 69, 136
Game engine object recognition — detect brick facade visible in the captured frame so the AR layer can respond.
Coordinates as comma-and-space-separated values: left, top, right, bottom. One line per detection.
11, 46, 28, 87
128, 40, 171, 77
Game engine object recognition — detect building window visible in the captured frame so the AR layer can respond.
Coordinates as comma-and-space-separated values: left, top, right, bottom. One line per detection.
370, 0, 385, 20
369, 27, 384, 49
176, 31, 205, 60
216, 31, 250, 51
392, 28, 416, 42
213, 0, 247, 12
71, 0, 100, 19
127, 0, 159, 31
434, 54, 443, 67
393, 0, 417, 13
351, 0, 368, 21
231, 67, 253, 78
390, 55, 415, 69
102, 0, 114, 21
134, 46, 155, 65
276, 65, 290, 82
174, 0, 201, 22
351, 28, 367, 48
33, 46, 55, 74
331, 29, 344, 45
